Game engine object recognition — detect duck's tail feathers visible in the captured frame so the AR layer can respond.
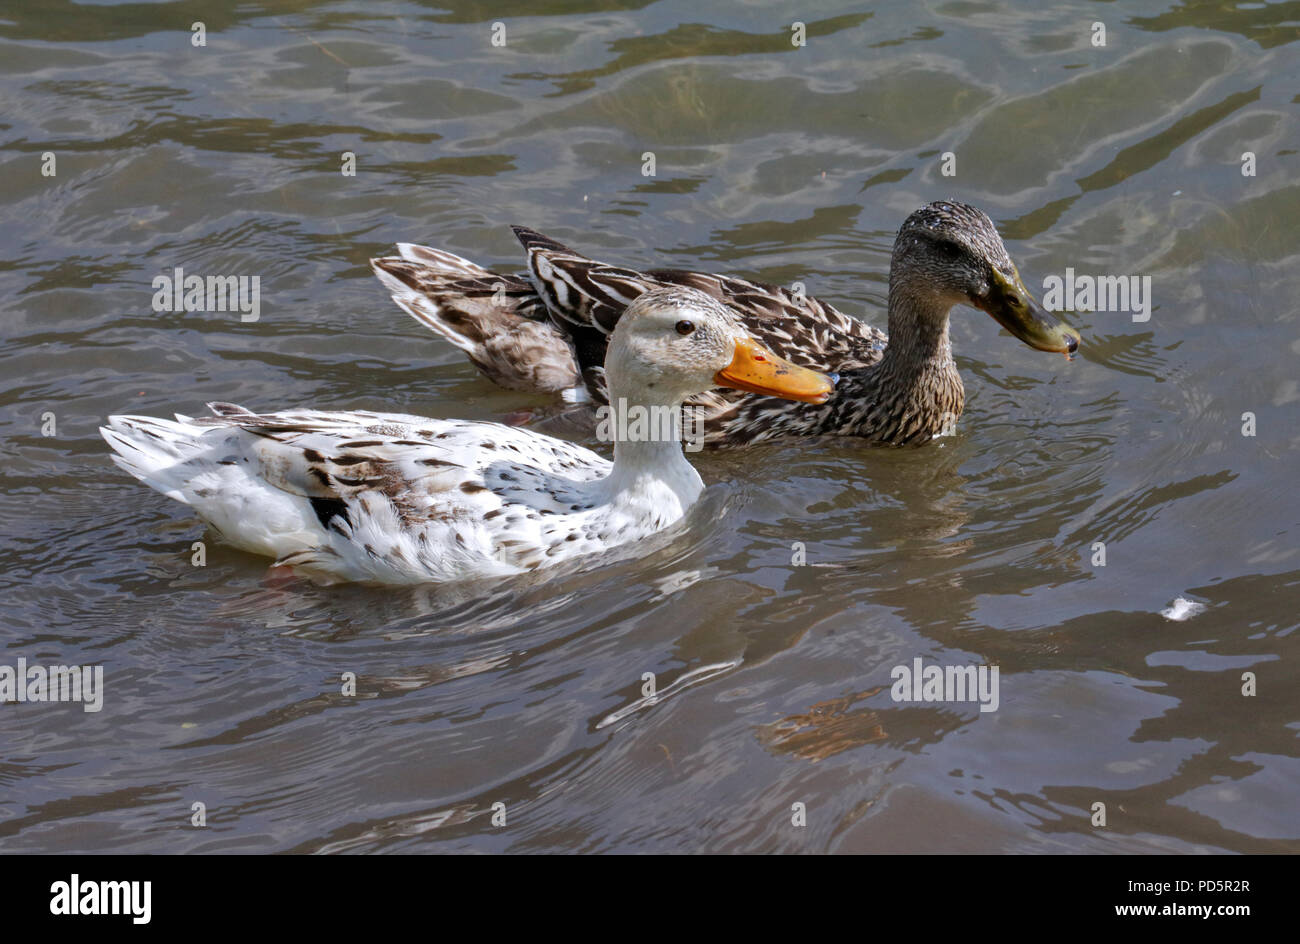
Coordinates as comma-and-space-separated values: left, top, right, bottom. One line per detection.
99, 413, 209, 504
371, 245, 582, 395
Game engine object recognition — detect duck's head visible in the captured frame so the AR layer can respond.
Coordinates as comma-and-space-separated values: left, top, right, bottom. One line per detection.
893, 201, 1080, 355
608, 287, 836, 405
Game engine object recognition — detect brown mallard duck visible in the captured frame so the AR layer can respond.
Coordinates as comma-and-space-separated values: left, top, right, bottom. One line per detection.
371, 201, 1079, 448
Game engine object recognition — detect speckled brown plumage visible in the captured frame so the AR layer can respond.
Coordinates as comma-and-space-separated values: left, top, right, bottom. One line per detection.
372, 201, 1079, 447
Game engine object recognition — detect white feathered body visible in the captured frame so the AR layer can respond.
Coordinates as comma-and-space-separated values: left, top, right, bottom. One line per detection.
101, 403, 702, 584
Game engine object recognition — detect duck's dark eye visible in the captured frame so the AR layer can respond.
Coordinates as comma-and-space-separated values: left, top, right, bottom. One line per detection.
675, 320, 695, 336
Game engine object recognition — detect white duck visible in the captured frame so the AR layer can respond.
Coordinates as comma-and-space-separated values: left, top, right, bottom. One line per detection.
101, 287, 834, 584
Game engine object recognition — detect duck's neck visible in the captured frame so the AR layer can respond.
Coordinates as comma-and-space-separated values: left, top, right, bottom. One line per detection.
880, 281, 958, 381
596, 389, 704, 515
827, 280, 964, 443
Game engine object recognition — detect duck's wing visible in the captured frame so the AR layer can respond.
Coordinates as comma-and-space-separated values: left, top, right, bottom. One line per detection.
513, 226, 886, 403
101, 403, 609, 583
371, 244, 582, 396
510, 227, 645, 403
647, 268, 886, 373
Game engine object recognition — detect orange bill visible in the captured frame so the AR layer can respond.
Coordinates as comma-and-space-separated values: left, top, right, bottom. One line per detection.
715, 337, 836, 404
